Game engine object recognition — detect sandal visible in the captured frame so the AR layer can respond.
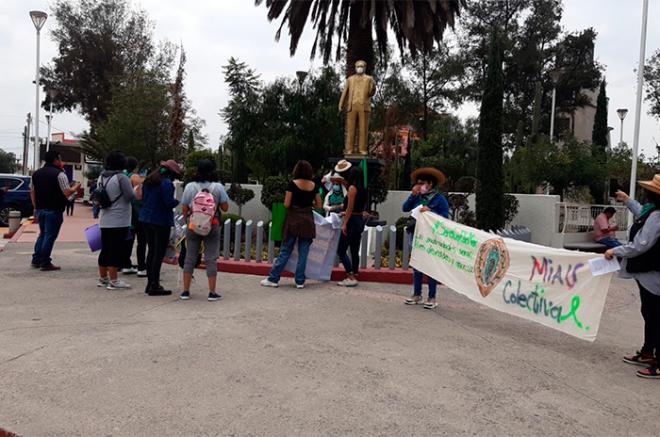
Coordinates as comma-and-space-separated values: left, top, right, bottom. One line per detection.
623, 351, 656, 367
404, 295, 422, 305
636, 367, 660, 379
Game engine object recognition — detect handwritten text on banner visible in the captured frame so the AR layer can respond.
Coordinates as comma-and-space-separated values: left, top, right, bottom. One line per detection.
410, 213, 614, 341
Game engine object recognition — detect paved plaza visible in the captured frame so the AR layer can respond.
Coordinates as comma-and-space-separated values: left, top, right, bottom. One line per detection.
1, 212, 659, 436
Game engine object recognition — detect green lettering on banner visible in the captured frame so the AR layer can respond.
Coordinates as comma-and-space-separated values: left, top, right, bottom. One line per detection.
559, 295, 590, 331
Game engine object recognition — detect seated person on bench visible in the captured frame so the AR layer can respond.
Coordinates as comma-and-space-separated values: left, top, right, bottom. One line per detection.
593, 207, 622, 248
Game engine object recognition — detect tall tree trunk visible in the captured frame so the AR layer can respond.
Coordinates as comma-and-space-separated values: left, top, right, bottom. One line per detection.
345, 3, 374, 77
422, 54, 429, 140
476, 29, 505, 231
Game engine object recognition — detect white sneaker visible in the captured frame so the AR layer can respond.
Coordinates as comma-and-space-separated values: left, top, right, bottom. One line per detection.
296, 283, 305, 289
107, 280, 131, 290
260, 279, 279, 288
337, 278, 358, 287
121, 267, 138, 274
96, 277, 109, 287
137, 270, 147, 277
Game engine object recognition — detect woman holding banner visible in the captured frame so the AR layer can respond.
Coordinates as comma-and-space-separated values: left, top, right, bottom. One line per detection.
335, 162, 369, 288
402, 168, 449, 309
261, 160, 322, 289
605, 174, 660, 379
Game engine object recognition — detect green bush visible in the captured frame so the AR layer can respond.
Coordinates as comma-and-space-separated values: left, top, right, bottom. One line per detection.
227, 183, 255, 216
261, 175, 289, 210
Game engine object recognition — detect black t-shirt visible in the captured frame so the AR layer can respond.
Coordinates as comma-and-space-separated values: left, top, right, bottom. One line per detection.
343, 185, 368, 214
288, 180, 317, 208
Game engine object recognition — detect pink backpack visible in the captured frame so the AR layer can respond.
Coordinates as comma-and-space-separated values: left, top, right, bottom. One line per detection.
188, 183, 217, 236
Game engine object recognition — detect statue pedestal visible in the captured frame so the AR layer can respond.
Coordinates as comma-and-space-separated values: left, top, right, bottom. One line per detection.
327, 156, 383, 186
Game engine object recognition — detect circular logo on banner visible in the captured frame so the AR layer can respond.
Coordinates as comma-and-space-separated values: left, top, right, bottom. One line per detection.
474, 239, 510, 298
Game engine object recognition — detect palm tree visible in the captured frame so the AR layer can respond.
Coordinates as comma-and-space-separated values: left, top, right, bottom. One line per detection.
255, 0, 463, 76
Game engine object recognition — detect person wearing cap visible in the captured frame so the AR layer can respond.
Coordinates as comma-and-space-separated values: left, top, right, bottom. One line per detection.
335, 160, 369, 287
179, 159, 230, 302
605, 174, 660, 379
96, 151, 136, 291
139, 159, 182, 296
402, 167, 449, 309
323, 173, 347, 216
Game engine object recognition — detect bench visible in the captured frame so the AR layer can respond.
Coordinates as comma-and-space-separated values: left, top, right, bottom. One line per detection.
563, 241, 608, 253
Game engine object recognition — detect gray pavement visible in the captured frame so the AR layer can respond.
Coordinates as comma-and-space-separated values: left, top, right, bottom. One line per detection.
0, 241, 659, 436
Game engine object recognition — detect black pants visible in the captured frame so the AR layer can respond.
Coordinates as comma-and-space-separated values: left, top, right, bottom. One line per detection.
98, 227, 129, 268
65, 200, 75, 216
337, 216, 365, 275
144, 223, 170, 291
121, 230, 135, 270
638, 281, 660, 359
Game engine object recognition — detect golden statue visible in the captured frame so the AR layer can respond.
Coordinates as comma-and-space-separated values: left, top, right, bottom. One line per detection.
338, 60, 376, 156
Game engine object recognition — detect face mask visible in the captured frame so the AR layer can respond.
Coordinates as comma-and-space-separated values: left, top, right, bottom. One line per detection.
420, 184, 430, 195
356, 67, 365, 74
333, 184, 341, 192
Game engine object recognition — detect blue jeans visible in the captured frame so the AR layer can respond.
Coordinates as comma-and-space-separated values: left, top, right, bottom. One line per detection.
31, 209, 64, 266
597, 237, 622, 248
268, 236, 313, 285
413, 269, 437, 299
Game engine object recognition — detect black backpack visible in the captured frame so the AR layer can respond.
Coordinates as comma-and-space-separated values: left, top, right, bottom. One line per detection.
91, 173, 122, 209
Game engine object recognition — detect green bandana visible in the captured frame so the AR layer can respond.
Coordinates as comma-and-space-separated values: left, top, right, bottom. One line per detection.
640, 203, 657, 218
420, 189, 438, 207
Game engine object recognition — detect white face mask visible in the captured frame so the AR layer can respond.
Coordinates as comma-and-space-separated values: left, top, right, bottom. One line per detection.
356, 66, 365, 74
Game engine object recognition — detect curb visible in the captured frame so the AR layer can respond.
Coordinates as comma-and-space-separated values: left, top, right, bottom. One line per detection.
217, 259, 415, 284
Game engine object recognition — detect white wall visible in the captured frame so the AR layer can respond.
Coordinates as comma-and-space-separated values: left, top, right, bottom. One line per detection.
174, 181, 563, 246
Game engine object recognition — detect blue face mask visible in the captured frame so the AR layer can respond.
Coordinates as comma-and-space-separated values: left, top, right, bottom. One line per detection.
333, 184, 341, 192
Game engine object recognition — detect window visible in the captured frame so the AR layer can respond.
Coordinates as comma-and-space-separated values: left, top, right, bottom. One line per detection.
0, 177, 22, 191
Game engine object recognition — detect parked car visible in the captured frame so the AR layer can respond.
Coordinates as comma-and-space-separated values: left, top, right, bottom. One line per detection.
0, 174, 33, 226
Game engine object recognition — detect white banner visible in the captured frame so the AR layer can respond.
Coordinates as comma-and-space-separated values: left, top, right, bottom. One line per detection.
410, 212, 615, 341
285, 212, 341, 282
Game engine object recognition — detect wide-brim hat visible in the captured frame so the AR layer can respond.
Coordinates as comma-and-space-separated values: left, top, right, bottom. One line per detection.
334, 159, 352, 174
411, 167, 446, 186
639, 174, 660, 195
160, 159, 182, 176
330, 173, 345, 181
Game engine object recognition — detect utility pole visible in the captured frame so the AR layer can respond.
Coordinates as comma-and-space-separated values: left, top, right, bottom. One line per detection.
23, 113, 32, 175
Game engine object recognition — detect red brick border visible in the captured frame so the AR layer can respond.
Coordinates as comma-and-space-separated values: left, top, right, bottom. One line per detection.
217, 259, 415, 284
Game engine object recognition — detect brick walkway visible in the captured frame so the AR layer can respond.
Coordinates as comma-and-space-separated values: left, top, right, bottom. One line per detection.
15, 202, 95, 244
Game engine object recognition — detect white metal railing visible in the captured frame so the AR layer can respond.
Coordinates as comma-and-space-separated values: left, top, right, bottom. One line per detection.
557, 203, 629, 234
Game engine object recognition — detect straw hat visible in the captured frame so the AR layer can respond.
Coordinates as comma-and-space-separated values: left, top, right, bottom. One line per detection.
160, 159, 182, 176
411, 167, 446, 186
639, 174, 660, 195
334, 159, 352, 174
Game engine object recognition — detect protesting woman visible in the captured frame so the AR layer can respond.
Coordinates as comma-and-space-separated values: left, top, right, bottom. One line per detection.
335, 161, 368, 287
402, 168, 449, 309
323, 174, 347, 216
261, 160, 322, 289
605, 175, 660, 379
96, 151, 135, 290
179, 159, 229, 301
139, 160, 181, 296
120, 156, 145, 275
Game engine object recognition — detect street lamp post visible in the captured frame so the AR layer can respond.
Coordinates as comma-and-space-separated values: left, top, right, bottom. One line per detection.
549, 69, 563, 142
616, 108, 628, 147
295, 71, 308, 92
29, 10, 47, 172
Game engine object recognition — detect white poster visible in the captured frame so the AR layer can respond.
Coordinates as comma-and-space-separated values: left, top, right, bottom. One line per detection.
410, 212, 615, 341
285, 212, 341, 282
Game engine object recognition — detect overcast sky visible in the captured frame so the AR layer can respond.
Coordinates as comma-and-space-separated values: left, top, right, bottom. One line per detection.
1, 0, 658, 161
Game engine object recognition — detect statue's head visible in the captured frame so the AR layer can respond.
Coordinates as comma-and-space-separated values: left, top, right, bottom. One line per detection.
355, 60, 367, 75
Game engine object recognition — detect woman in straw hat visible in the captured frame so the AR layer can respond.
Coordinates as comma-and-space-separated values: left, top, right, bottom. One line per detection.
605, 174, 660, 379
402, 167, 449, 309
